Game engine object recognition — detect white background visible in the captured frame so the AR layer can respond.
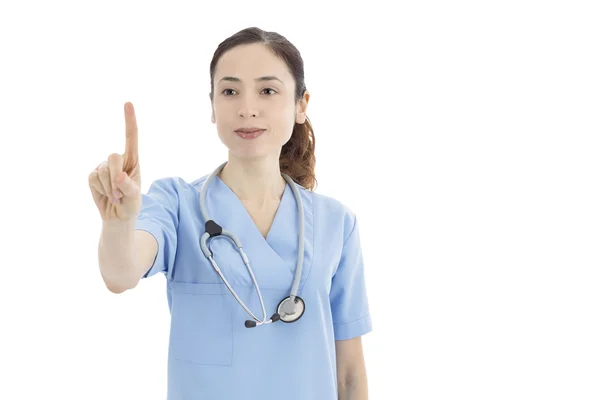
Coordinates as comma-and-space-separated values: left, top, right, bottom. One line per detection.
1, 1, 599, 399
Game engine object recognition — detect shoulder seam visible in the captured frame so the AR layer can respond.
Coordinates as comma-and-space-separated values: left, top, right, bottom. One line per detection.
342, 213, 358, 247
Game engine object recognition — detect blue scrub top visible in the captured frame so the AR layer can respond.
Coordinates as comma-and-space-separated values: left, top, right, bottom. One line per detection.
135, 171, 372, 399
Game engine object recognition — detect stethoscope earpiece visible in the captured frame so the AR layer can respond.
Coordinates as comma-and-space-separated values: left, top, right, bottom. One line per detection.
245, 313, 283, 328
270, 312, 281, 322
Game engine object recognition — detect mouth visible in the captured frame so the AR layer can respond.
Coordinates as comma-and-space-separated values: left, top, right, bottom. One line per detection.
235, 128, 265, 133
235, 129, 265, 139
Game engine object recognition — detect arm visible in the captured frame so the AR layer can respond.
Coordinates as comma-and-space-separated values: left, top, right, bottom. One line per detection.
336, 337, 368, 400
98, 219, 158, 293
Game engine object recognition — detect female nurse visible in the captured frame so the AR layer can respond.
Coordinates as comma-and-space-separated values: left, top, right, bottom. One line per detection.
89, 26, 372, 400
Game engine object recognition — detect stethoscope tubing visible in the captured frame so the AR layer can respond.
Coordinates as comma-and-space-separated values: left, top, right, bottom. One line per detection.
198, 161, 305, 326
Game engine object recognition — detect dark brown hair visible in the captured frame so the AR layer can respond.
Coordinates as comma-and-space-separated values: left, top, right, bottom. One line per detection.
209, 27, 317, 191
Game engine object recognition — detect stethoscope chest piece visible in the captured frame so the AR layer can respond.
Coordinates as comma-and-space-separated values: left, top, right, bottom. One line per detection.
277, 295, 305, 323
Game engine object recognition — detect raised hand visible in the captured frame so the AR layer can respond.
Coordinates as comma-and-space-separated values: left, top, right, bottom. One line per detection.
88, 102, 142, 221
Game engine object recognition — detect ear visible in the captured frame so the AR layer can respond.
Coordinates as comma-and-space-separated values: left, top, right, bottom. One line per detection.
295, 90, 310, 124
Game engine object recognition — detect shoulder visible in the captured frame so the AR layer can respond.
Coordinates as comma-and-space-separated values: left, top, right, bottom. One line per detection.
145, 175, 209, 194
306, 189, 358, 243
141, 176, 207, 209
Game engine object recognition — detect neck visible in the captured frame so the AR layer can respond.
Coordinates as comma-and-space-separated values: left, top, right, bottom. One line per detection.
217, 155, 287, 204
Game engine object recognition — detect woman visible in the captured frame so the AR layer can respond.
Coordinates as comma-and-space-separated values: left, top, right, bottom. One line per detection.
90, 27, 372, 399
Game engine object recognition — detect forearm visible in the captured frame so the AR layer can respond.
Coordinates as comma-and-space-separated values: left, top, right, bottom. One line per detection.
338, 373, 368, 400
98, 219, 137, 291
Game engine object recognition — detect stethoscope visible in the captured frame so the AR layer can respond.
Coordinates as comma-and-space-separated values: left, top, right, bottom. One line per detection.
199, 161, 306, 328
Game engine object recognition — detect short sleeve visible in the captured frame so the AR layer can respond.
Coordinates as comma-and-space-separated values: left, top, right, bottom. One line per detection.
329, 214, 372, 340
135, 178, 179, 279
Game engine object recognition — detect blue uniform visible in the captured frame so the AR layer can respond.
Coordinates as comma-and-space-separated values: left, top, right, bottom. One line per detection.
135, 172, 372, 399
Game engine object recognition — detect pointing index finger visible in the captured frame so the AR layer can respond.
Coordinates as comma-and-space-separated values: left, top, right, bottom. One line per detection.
124, 102, 138, 159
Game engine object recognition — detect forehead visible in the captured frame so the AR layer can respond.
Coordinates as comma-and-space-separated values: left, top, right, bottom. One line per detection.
214, 43, 293, 84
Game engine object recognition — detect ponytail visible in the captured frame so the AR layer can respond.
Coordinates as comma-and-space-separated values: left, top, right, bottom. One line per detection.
280, 116, 317, 191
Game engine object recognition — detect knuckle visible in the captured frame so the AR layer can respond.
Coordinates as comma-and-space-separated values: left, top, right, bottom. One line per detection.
108, 153, 122, 162
89, 179, 102, 192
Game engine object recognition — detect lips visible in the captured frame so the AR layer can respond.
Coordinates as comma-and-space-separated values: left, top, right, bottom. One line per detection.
235, 128, 265, 133
235, 129, 265, 140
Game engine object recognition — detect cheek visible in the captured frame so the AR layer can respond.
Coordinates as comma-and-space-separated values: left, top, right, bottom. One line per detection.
272, 113, 296, 139
213, 101, 231, 119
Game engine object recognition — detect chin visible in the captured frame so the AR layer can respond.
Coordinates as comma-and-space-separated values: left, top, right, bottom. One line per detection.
227, 145, 269, 159
219, 133, 284, 159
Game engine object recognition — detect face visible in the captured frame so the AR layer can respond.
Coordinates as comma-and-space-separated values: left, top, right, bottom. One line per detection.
211, 43, 309, 160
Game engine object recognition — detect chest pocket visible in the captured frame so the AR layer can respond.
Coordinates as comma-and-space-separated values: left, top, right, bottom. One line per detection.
168, 281, 233, 366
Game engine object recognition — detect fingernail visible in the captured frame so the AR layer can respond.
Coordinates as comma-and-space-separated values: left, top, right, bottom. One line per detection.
113, 189, 122, 199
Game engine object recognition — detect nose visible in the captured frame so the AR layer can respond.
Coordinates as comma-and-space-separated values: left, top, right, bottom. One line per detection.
238, 94, 259, 118
239, 110, 257, 118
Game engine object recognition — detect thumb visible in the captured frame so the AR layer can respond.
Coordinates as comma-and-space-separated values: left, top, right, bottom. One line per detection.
116, 171, 139, 197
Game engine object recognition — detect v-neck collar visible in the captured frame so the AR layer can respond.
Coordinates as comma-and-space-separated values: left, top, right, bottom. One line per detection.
214, 174, 290, 257
199, 172, 315, 293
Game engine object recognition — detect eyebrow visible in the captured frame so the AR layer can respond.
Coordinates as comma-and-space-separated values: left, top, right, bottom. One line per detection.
218, 76, 284, 85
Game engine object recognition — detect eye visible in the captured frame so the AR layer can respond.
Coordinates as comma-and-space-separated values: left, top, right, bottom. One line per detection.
221, 88, 277, 96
